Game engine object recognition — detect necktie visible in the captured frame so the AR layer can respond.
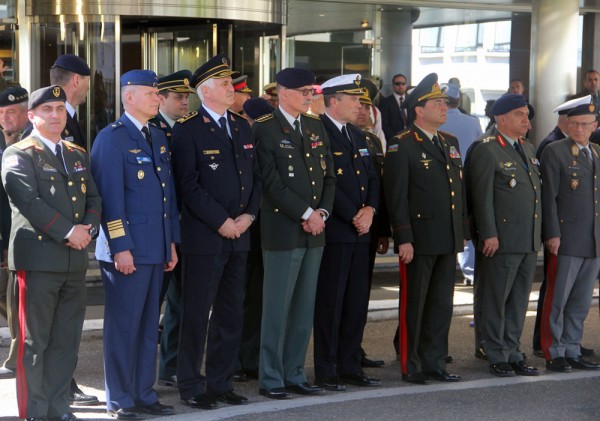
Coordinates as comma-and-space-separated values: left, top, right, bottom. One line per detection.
141, 126, 152, 146
341, 125, 353, 147
294, 119, 302, 138
55, 143, 67, 173
73, 111, 78, 122
432, 135, 443, 153
582, 147, 592, 162
513, 141, 528, 165
219, 116, 230, 140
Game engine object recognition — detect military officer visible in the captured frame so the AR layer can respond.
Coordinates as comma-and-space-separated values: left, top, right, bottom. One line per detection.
1, 85, 101, 421
540, 101, 600, 372
254, 67, 335, 399
384, 73, 468, 385
313, 74, 380, 391
50, 54, 91, 150
150, 69, 195, 388
91, 70, 179, 419
231, 75, 253, 114
468, 94, 541, 378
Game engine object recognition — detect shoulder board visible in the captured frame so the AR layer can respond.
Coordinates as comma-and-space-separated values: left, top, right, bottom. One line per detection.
590, 143, 600, 154
395, 129, 411, 140
301, 112, 320, 120
110, 120, 125, 131
63, 140, 87, 153
229, 110, 247, 121
255, 114, 273, 123
148, 120, 158, 127
481, 135, 495, 144
438, 130, 455, 138
14, 138, 42, 151
177, 111, 198, 124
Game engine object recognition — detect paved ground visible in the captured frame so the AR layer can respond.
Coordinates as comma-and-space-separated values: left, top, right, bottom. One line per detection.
1, 259, 600, 420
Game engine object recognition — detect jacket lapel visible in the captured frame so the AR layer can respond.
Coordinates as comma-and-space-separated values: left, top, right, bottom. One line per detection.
414, 128, 445, 163
32, 136, 68, 177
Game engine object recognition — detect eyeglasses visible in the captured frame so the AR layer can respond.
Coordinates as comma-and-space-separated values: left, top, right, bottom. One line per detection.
568, 121, 597, 129
290, 88, 316, 96
394, 82, 407, 86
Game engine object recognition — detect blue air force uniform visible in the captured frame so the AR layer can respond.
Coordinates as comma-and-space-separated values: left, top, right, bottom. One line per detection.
91, 71, 180, 412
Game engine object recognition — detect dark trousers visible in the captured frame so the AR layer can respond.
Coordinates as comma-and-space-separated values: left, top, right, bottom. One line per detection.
159, 261, 181, 379
473, 249, 484, 350
533, 248, 549, 351
177, 252, 247, 400
314, 243, 370, 379
399, 254, 456, 374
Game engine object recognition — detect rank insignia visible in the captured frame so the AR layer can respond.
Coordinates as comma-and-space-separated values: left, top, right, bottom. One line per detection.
209, 163, 219, 171
496, 135, 507, 147
320, 156, 327, 170
160, 121, 167, 128
129, 149, 142, 154
571, 179, 579, 190
50, 185, 56, 195
337, 168, 343, 175
509, 178, 517, 188
288, 165, 294, 171
107, 219, 125, 239
137, 170, 145, 180
414, 132, 424, 143
449, 146, 461, 159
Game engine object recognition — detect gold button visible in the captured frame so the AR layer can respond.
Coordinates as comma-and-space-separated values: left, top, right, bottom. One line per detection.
71, 196, 76, 202
162, 182, 166, 188
241, 187, 245, 190
361, 186, 365, 191
452, 204, 455, 210
274, 208, 279, 212
211, 156, 215, 160
68, 181, 73, 186
75, 213, 79, 218
451, 191, 455, 196
80, 177, 84, 181
38, 235, 42, 241
240, 204, 244, 208
312, 181, 315, 185
449, 178, 453, 183
356, 170, 361, 175
354, 154, 358, 159
446, 165, 450, 170
309, 167, 313, 171
313, 195, 317, 200
289, 155, 292, 158
239, 171, 242, 174
163, 197, 167, 202
157, 166, 161, 171
164, 213, 167, 218
417, 214, 421, 218
306, 153, 310, 157
535, 214, 538, 218
50, 176, 55, 180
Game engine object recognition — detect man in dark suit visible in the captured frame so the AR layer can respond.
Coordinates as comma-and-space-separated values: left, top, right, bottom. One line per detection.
2, 85, 101, 421
468, 94, 541, 378
313, 74, 380, 391
254, 67, 335, 399
540, 101, 600, 372
384, 73, 468, 385
50, 54, 91, 150
380, 73, 408, 140
569, 69, 600, 109
171, 54, 259, 410
149, 69, 195, 388
91, 70, 179, 420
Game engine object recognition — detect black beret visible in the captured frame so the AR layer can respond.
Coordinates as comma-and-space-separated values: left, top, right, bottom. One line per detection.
158, 70, 194, 93
491, 94, 528, 116
404, 73, 447, 111
28, 86, 66, 109
243, 97, 275, 120
51, 54, 91, 76
120, 70, 158, 87
275, 68, 315, 89
0, 86, 28, 107
191, 54, 239, 89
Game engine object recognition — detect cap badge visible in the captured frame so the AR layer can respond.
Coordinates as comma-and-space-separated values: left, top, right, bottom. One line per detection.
183, 78, 189, 86
590, 104, 595, 113
354, 75, 361, 86
7, 94, 14, 102
222, 57, 228, 64
53, 87, 61, 97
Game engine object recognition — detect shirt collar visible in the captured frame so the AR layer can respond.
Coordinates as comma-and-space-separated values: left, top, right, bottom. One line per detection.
498, 129, 518, 146
65, 102, 76, 119
32, 129, 62, 154
159, 111, 176, 128
324, 111, 346, 133
279, 106, 302, 131
125, 111, 148, 132
202, 104, 227, 125
414, 124, 436, 141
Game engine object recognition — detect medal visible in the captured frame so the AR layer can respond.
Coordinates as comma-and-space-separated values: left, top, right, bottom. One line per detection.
509, 178, 517, 188
81, 183, 86, 194
571, 179, 579, 190
138, 170, 145, 180
320, 156, 326, 170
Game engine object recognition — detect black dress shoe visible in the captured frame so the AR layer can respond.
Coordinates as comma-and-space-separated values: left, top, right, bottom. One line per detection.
286, 381, 323, 395
0, 366, 15, 379
137, 401, 175, 415
316, 376, 346, 391
69, 383, 99, 406
581, 346, 596, 358
259, 387, 292, 400
107, 408, 145, 420
157, 375, 177, 387
489, 362, 516, 377
340, 372, 381, 387
474, 347, 488, 360
566, 356, 600, 370
511, 360, 539, 376
49, 413, 78, 421
402, 372, 430, 385
546, 357, 572, 372
218, 390, 249, 405
424, 370, 461, 382
361, 355, 385, 368
181, 394, 219, 410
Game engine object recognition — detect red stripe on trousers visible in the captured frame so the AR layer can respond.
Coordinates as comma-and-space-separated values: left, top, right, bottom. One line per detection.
399, 260, 409, 374
541, 254, 557, 361
16, 270, 28, 418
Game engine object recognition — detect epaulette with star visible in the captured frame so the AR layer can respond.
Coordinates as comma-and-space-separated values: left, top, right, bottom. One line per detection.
481, 135, 495, 143
63, 140, 87, 153
229, 110, 247, 121
110, 120, 125, 131
301, 112, 320, 120
177, 111, 198, 124
255, 114, 273, 123
14, 138, 43, 151
394, 129, 411, 140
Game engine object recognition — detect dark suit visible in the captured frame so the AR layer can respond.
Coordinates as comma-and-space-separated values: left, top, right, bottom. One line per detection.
254, 108, 335, 389
468, 128, 541, 365
171, 106, 259, 400
380, 94, 406, 140
62, 112, 86, 149
313, 115, 379, 380
384, 126, 467, 375
149, 112, 173, 146
540, 139, 600, 360
2, 135, 101, 418
91, 114, 180, 412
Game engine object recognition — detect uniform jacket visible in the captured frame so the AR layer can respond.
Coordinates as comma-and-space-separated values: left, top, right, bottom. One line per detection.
149, 112, 173, 146
62, 113, 86, 149
468, 127, 542, 253
254, 108, 336, 250
364, 131, 391, 239
536, 126, 566, 162
1, 135, 101, 272
91, 113, 180, 264
380, 94, 406, 141
384, 126, 468, 255
541, 138, 600, 257
170, 107, 260, 255
320, 114, 379, 244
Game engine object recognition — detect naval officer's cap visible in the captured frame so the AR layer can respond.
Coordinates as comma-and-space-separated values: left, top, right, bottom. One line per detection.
0, 86, 28, 107
158, 70, 194, 93
191, 54, 239, 89
553, 95, 596, 117
320, 74, 365, 96
28, 86, 66, 110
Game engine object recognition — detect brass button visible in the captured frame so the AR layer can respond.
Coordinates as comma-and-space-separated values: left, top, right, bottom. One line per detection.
71, 196, 77, 202
535, 214, 538, 218
313, 195, 317, 200
446, 165, 450, 170
309, 167, 313, 171
68, 181, 74, 186
75, 213, 79, 218
164, 213, 167, 218
157, 166, 161, 171
289, 155, 292, 158
162, 182, 166, 188
356, 170, 361, 175
50, 176, 55, 181
241, 187, 245, 190
361, 186, 365, 191
312, 181, 315, 185
239, 171, 242, 174
354, 154, 358, 159
80, 177, 84, 181
417, 214, 421, 218
306, 153, 310, 157
451, 191, 455, 196
240, 204, 244, 208
38, 235, 42, 241
451, 204, 455, 210
449, 178, 453, 183
274, 208, 279, 212
163, 197, 167, 202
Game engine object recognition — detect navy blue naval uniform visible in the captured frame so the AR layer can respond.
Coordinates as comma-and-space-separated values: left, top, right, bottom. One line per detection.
171, 105, 260, 400
91, 112, 180, 412
313, 114, 379, 380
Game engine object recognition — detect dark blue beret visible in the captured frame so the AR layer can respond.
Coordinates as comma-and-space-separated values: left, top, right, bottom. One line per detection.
275, 68, 315, 89
243, 97, 275, 120
51, 54, 91, 76
191, 54, 238, 89
491, 94, 528, 116
158, 70, 194, 93
404, 73, 447, 111
0, 86, 28, 107
120, 70, 159, 88
28, 86, 66, 109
